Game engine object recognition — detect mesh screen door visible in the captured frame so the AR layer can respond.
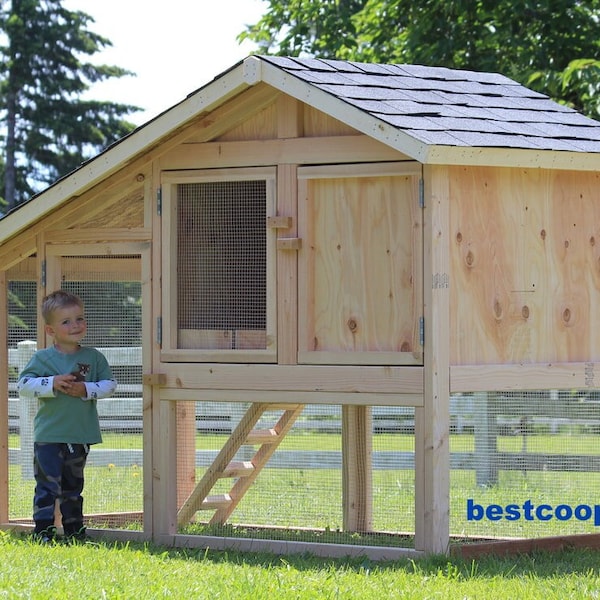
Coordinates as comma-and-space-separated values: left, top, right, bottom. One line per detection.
6, 248, 146, 531
162, 168, 276, 362
56, 253, 144, 530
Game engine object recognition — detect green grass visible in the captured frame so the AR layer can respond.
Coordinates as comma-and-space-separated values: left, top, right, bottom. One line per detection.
9, 430, 600, 544
1, 530, 600, 599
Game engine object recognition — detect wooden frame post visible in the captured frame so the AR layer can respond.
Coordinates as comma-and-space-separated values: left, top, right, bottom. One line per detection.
415, 165, 450, 553
473, 392, 498, 486
276, 94, 301, 367
176, 402, 197, 508
342, 405, 373, 531
150, 161, 168, 541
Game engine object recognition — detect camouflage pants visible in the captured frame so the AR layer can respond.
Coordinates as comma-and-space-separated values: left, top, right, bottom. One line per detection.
33, 442, 89, 535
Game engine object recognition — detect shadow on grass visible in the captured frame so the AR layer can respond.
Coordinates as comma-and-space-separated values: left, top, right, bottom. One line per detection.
8, 529, 600, 580
101, 537, 600, 579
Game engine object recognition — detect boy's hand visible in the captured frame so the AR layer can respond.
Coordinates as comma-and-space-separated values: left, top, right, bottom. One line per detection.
54, 375, 86, 397
66, 381, 87, 398
54, 374, 76, 394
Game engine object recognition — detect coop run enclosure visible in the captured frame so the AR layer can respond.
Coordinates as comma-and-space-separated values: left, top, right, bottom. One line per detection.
2, 56, 600, 558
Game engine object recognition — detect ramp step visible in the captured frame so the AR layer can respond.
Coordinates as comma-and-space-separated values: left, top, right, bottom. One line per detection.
201, 494, 232, 510
245, 428, 278, 445
221, 461, 255, 478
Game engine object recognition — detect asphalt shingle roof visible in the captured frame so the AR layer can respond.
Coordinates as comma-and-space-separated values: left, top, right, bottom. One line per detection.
259, 56, 600, 153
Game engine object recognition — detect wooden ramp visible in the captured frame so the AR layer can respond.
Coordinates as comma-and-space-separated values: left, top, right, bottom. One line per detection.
177, 403, 305, 526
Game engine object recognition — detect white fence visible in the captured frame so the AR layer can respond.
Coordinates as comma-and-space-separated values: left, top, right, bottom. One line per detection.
9, 341, 600, 485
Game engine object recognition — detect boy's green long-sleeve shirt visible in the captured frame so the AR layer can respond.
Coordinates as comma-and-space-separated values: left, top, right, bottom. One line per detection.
17, 345, 117, 444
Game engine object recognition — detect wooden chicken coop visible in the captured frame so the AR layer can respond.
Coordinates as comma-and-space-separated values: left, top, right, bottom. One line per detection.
1, 56, 600, 559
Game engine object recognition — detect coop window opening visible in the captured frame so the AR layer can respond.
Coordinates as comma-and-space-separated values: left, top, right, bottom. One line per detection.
162, 168, 277, 362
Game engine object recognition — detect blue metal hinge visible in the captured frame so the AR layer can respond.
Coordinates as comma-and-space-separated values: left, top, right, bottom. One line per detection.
41, 260, 46, 286
156, 187, 162, 216
157, 317, 162, 346
418, 179, 425, 208
419, 317, 424, 346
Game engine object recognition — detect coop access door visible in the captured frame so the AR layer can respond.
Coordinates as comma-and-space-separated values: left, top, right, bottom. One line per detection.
161, 167, 277, 363
297, 163, 423, 366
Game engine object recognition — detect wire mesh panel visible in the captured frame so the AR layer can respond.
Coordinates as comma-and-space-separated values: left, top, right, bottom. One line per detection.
372, 408, 415, 538
175, 403, 416, 547
450, 390, 600, 541
176, 180, 267, 350
7, 280, 38, 521
61, 257, 143, 530
7, 256, 143, 531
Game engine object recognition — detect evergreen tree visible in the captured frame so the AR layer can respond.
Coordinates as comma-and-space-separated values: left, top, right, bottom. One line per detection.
1, 0, 140, 211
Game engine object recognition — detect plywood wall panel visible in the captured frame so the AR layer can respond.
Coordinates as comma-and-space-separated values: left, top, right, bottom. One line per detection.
299, 173, 421, 363
303, 105, 358, 137
217, 103, 278, 141
450, 166, 600, 365
76, 187, 145, 229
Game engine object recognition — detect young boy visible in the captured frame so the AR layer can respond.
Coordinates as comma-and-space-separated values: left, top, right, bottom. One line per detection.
17, 290, 117, 542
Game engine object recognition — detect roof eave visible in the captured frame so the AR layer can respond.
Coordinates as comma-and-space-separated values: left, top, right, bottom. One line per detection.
423, 144, 600, 170
253, 57, 600, 171
253, 56, 429, 162
0, 59, 261, 245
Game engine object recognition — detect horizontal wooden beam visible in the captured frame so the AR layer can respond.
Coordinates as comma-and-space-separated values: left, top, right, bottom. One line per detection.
44, 228, 151, 243
157, 363, 423, 395
157, 533, 424, 561
160, 390, 423, 407
451, 361, 599, 392
160, 135, 405, 170
452, 532, 600, 559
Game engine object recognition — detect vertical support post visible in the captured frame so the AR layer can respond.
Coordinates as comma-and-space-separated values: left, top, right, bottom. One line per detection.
150, 161, 165, 541
176, 402, 197, 508
0, 270, 8, 523
342, 405, 373, 532
276, 94, 301, 367
415, 165, 450, 554
160, 399, 178, 539
276, 164, 298, 366
473, 392, 498, 486
139, 241, 153, 537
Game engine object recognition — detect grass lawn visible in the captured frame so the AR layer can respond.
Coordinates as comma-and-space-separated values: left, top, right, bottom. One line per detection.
9, 429, 600, 543
0, 530, 599, 599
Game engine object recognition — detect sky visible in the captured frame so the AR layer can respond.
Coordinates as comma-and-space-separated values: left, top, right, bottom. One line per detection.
64, 0, 268, 126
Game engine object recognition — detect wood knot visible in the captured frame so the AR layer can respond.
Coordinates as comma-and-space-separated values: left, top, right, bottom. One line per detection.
563, 307, 571, 323
465, 250, 475, 268
564, 240, 570, 249
400, 341, 411, 352
347, 318, 358, 333
590, 236, 596, 246
521, 305, 530, 319
456, 232, 463, 243
136, 173, 145, 182
540, 229, 546, 240
493, 299, 503, 320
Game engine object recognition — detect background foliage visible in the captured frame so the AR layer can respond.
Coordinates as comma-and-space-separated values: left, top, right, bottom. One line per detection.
240, 0, 600, 120
0, 0, 139, 213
